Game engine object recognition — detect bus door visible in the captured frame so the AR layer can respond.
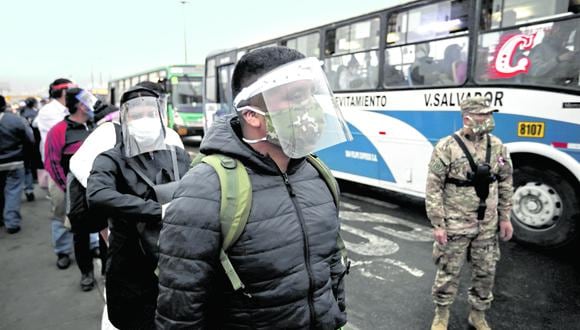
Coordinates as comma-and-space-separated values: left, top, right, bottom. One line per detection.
217, 64, 235, 117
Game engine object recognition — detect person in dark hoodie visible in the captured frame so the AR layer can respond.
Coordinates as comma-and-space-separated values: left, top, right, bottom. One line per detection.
156, 46, 352, 329
86, 85, 190, 329
0, 95, 34, 233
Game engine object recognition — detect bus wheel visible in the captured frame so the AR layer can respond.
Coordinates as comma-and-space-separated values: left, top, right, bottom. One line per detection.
511, 166, 579, 248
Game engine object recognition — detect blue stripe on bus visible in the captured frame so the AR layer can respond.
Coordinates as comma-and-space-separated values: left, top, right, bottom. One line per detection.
376, 111, 580, 161
316, 123, 395, 182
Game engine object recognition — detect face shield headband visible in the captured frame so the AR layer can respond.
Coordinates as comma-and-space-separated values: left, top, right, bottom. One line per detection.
120, 96, 167, 157
233, 57, 352, 158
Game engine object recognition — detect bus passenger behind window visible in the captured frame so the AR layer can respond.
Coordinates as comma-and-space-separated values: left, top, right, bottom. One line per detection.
439, 44, 465, 85
339, 55, 363, 89
384, 52, 407, 86
526, 21, 580, 86
410, 43, 439, 86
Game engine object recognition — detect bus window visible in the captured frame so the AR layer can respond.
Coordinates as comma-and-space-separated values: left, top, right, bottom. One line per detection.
476, 17, 580, 89
481, 0, 580, 30
284, 33, 320, 58
324, 18, 380, 90
217, 65, 234, 115
385, 36, 468, 87
172, 77, 203, 112
387, 0, 469, 46
205, 59, 217, 103
149, 71, 160, 83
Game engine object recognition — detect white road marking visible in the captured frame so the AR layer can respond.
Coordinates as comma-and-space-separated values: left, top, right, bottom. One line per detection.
359, 268, 387, 281
342, 224, 399, 256
381, 258, 425, 277
340, 203, 429, 278
340, 210, 432, 242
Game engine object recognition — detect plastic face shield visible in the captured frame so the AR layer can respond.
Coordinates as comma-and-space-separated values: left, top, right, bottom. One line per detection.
234, 57, 352, 158
76, 90, 98, 114
120, 96, 167, 157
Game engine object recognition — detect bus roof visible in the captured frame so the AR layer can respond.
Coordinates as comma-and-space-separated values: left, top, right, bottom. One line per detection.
206, 0, 421, 59
109, 64, 204, 83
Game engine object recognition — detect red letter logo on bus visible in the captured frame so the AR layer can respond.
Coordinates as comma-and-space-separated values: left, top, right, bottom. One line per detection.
490, 33, 536, 79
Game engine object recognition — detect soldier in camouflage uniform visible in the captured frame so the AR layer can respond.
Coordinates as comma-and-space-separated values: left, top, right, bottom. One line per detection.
426, 96, 514, 330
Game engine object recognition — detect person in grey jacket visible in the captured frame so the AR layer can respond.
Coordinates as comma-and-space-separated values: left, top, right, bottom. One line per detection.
156, 47, 352, 329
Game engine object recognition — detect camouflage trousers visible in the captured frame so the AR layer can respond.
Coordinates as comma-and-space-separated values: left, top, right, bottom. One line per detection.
431, 232, 500, 310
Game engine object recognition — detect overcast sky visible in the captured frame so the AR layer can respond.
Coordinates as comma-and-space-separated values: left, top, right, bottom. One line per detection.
0, 0, 408, 95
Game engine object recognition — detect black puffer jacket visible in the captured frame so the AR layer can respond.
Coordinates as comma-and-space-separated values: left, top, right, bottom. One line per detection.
87, 145, 190, 330
156, 116, 347, 329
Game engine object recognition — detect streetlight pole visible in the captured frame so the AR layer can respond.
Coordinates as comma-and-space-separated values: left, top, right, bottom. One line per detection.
180, 0, 189, 64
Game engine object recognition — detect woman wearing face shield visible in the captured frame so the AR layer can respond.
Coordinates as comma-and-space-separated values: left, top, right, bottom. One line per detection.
86, 86, 190, 329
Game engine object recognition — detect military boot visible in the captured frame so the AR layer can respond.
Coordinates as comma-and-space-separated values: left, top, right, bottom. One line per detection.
431, 305, 449, 330
468, 309, 491, 330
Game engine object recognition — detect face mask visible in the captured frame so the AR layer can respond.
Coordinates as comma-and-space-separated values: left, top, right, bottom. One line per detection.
128, 117, 161, 146
464, 115, 495, 135
86, 108, 94, 121
240, 98, 325, 156
268, 97, 325, 153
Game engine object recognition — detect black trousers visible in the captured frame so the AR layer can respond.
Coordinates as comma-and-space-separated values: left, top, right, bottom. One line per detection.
73, 232, 108, 274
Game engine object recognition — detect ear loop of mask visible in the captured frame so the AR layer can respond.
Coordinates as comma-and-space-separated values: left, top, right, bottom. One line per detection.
237, 106, 269, 145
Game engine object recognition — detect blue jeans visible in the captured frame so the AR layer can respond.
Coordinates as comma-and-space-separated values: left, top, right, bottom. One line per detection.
51, 220, 73, 255
48, 179, 73, 255
0, 168, 25, 229
24, 167, 34, 194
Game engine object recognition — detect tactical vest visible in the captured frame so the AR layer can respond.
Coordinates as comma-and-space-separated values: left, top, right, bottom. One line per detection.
445, 134, 498, 220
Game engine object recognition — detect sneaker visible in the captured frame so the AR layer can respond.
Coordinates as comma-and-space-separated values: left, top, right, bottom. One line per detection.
80, 271, 95, 291
6, 226, 21, 234
56, 254, 71, 269
25, 192, 35, 202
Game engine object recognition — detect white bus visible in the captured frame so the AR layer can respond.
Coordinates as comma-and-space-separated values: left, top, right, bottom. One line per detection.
203, 0, 580, 248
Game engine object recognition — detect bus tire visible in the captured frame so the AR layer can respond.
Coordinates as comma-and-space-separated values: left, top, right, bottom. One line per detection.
511, 166, 579, 248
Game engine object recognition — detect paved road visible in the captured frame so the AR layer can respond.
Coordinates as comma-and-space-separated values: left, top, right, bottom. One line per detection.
0, 187, 105, 330
338, 183, 580, 330
1, 138, 578, 329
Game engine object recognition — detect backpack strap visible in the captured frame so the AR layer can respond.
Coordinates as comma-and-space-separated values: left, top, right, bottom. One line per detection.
306, 155, 349, 268
200, 154, 252, 293
451, 134, 477, 172
485, 134, 491, 164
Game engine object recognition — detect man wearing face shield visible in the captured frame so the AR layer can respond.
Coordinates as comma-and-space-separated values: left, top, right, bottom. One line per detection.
45, 88, 100, 279
86, 86, 190, 330
156, 47, 351, 329
425, 96, 514, 330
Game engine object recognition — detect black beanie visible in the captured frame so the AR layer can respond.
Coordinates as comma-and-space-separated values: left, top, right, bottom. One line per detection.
65, 88, 83, 113
0, 95, 6, 112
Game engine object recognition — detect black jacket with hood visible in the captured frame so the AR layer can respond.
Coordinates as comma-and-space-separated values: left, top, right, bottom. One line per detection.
87, 140, 190, 330
155, 115, 347, 329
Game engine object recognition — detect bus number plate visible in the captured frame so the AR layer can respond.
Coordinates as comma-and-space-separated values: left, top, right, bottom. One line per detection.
517, 122, 545, 138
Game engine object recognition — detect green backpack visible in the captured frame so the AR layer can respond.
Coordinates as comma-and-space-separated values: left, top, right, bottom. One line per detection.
191, 153, 349, 293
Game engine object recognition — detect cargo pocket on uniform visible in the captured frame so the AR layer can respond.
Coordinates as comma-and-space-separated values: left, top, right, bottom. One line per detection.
432, 242, 447, 266
493, 238, 501, 262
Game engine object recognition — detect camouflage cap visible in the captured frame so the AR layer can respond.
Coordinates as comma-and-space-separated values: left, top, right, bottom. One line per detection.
460, 96, 499, 114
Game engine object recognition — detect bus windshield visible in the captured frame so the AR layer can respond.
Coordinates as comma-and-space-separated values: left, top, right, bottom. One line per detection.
172, 77, 203, 113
